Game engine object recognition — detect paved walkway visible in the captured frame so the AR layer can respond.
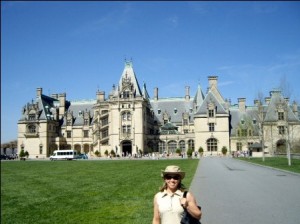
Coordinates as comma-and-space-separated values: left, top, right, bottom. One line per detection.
189, 157, 300, 224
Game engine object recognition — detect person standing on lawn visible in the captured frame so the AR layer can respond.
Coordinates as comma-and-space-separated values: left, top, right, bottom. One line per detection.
152, 165, 202, 224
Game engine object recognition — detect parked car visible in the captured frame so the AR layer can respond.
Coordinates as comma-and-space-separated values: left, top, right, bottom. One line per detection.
76, 154, 88, 160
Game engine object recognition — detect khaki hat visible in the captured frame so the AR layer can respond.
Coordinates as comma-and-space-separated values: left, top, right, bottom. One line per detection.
161, 165, 185, 179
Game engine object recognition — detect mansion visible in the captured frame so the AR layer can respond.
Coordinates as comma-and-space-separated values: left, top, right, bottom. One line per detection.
18, 61, 300, 159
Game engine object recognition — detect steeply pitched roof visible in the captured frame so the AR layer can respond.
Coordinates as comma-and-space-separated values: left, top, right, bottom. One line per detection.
195, 90, 227, 115
116, 61, 143, 97
193, 84, 205, 108
264, 90, 299, 123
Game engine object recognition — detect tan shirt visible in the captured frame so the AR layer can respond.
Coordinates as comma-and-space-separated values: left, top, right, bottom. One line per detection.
157, 190, 184, 224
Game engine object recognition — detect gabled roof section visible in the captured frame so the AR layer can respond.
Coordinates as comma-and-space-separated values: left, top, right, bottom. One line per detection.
39, 95, 59, 120
117, 60, 142, 97
62, 100, 95, 126
195, 90, 227, 115
264, 90, 299, 122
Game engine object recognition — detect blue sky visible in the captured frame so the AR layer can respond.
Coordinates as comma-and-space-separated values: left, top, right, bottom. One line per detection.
2, 1, 300, 143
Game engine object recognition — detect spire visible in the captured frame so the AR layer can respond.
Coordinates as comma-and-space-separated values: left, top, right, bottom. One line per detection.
117, 60, 142, 98
193, 84, 205, 106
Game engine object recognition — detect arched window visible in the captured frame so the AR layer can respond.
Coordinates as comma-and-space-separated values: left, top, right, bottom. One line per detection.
168, 141, 177, 154
179, 140, 185, 152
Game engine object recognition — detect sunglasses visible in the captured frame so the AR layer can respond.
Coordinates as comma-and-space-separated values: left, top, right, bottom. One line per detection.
164, 175, 180, 180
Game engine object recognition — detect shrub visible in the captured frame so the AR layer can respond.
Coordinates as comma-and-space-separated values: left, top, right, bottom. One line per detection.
187, 148, 194, 158
110, 150, 116, 157
19, 149, 25, 158
198, 147, 204, 154
25, 151, 29, 158
95, 150, 100, 157
222, 146, 228, 155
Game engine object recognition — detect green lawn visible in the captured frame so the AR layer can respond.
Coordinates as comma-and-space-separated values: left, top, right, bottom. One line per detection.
236, 157, 300, 174
1, 159, 199, 224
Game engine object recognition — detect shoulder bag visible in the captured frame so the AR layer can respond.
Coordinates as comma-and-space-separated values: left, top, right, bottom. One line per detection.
180, 191, 201, 224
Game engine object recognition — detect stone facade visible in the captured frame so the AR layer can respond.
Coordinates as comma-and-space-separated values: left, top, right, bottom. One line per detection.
17, 61, 300, 159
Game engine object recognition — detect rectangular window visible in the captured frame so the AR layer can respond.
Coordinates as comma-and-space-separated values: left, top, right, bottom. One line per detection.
237, 142, 242, 151
84, 130, 89, 138
278, 126, 285, 135
67, 131, 71, 138
84, 119, 89, 126
208, 109, 214, 117
241, 129, 247, 137
39, 146, 43, 154
209, 123, 215, 132
101, 117, 108, 126
278, 112, 284, 121
122, 125, 131, 134
102, 129, 109, 138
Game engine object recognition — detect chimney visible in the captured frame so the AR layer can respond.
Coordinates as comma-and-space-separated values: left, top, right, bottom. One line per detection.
97, 91, 105, 102
238, 98, 246, 113
36, 87, 42, 99
208, 76, 218, 89
284, 97, 290, 105
59, 93, 66, 119
154, 87, 158, 101
293, 101, 298, 117
185, 86, 190, 101
51, 94, 58, 99
265, 97, 271, 105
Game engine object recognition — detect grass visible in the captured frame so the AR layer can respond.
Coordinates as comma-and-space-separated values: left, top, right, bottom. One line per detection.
236, 157, 300, 174
1, 159, 199, 224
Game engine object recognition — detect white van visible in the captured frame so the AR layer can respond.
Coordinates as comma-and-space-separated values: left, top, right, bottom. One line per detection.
50, 150, 78, 161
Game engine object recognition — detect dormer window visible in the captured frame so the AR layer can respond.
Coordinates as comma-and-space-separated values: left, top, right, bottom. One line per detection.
67, 119, 72, 126
174, 108, 177, 114
208, 109, 214, 117
278, 112, 284, 121
241, 119, 245, 125
29, 114, 35, 120
158, 109, 161, 115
